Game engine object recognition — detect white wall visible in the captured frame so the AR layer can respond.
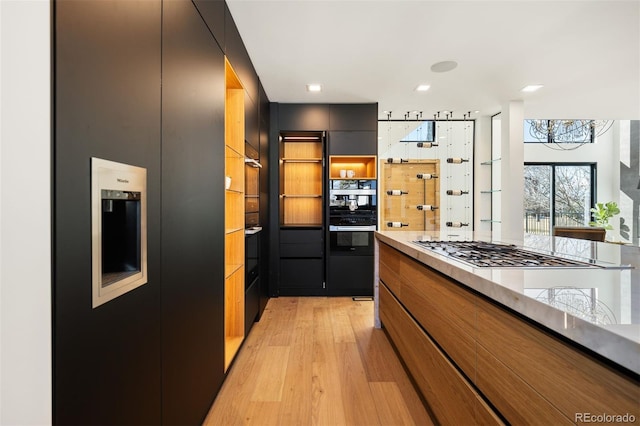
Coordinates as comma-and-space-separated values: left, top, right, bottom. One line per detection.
379, 120, 474, 230
524, 121, 619, 234
0, 1, 52, 424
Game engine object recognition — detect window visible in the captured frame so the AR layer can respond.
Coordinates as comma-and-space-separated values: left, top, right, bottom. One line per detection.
524, 119, 595, 144
524, 163, 596, 235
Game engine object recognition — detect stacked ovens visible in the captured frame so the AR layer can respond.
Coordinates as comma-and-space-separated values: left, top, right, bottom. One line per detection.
244, 143, 261, 333
328, 179, 376, 296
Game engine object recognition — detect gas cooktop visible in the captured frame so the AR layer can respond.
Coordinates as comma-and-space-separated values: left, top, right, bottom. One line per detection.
412, 240, 597, 268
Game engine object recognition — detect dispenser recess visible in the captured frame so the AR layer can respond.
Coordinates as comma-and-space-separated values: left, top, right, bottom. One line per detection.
91, 157, 147, 308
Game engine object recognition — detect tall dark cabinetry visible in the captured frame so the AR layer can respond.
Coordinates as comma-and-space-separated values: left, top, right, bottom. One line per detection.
269, 103, 378, 297
55, 0, 268, 424
161, 1, 225, 423
54, 1, 162, 424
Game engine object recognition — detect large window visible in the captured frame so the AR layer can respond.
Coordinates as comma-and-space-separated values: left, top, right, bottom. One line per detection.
524, 120, 595, 144
524, 163, 596, 235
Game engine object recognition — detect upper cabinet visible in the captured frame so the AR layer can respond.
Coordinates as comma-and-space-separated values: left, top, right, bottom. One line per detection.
329, 104, 378, 131
279, 104, 330, 131
329, 131, 377, 155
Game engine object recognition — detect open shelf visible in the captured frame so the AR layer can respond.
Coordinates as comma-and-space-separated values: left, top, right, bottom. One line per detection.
224, 57, 245, 371
280, 134, 324, 226
329, 155, 377, 179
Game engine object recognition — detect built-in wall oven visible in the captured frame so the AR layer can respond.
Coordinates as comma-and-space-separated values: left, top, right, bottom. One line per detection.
245, 143, 261, 284
328, 179, 377, 295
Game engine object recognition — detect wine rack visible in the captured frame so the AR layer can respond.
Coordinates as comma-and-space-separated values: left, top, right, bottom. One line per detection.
381, 159, 440, 231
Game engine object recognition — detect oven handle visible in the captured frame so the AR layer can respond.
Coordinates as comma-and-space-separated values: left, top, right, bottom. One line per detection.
245, 226, 262, 235
329, 225, 376, 231
244, 158, 262, 168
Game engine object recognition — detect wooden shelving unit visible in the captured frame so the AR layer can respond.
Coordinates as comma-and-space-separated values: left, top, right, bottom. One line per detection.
329, 155, 377, 179
224, 58, 244, 371
380, 159, 440, 231
280, 137, 323, 226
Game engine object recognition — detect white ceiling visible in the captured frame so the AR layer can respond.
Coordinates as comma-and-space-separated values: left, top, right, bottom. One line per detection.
226, 0, 640, 121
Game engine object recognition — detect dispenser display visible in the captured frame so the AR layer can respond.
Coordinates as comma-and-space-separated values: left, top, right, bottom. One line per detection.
91, 157, 147, 308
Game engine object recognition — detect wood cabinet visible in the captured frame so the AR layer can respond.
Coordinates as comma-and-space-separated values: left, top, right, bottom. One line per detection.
380, 160, 440, 231
224, 58, 245, 371
280, 133, 324, 226
378, 241, 640, 425
329, 155, 377, 179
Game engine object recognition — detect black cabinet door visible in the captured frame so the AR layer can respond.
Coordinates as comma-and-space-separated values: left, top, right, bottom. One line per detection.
279, 103, 330, 131
280, 259, 325, 292
328, 255, 374, 296
329, 103, 378, 131
245, 277, 260, 335
161, 1, 225, 424
54, 1, 162, 424
329, 131, 378, 155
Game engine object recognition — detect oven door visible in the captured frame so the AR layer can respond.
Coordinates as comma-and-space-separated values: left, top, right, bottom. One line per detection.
329, 228, 374, 256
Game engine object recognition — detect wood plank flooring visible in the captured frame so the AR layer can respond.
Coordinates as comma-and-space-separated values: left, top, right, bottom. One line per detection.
204, 297, 434, 426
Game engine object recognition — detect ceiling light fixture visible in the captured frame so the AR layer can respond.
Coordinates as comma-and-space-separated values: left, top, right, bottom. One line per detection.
306, 84, 322, 92
526, 119, 613, 149
415, 84, 430, 92
521, 84, 543, 92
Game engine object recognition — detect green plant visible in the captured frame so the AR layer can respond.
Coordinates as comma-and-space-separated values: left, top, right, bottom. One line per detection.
589, 201, 620, 230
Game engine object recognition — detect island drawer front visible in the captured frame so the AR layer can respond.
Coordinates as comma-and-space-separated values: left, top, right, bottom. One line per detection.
476, 345, 572, 425
379, 283, 503, 426
379, 242, 477, 378
378, 243, 402, 296
476, 298, 640, 422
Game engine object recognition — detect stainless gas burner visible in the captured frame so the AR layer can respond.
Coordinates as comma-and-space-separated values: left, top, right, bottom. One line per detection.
413, 240, 597, 268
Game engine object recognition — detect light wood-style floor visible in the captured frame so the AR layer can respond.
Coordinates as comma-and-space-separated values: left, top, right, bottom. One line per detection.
204, 297, 434, 426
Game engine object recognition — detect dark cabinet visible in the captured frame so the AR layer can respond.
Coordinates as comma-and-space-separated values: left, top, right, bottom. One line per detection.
161, 0, 226, 423
54, 0, 162, 424
279, 229, 325, 294
279, 104, 330, 131
329, 103, 378, 131
329, 131, 377, 155
245, 94, 259, 151
245, 276, 260, 336
328, 255, 374, 296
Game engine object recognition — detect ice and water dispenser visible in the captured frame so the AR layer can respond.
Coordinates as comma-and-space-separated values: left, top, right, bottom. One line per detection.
91, 157, 147, 308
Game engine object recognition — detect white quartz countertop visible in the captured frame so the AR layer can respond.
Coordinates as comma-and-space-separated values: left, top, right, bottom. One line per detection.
375, 230, 640, 375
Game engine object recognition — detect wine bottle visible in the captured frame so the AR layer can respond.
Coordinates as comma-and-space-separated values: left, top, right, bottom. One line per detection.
417, 205, 438, 211
446, 221, 469, 228
417, 142, 438, 148
446, 157, 469, 164
416, 173, 438, 180
387, 158, 408, 164
446, 189, 469, 196
387, 222, 409, 228
386, 189, 408, 196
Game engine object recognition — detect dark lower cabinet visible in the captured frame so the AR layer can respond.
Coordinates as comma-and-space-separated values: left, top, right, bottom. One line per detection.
245, 277, 260, 336
279, 228, 325, 295
328, 255, 374, 296
280, 258, 325, 293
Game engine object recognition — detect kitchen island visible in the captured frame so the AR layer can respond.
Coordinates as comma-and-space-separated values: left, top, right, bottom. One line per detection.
375, 230, 639, 425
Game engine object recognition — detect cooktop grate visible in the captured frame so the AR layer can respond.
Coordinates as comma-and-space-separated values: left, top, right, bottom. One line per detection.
412, 240, 596, 268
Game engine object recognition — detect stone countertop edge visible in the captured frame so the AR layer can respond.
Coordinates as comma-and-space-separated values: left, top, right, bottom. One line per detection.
374, 231, 640, 376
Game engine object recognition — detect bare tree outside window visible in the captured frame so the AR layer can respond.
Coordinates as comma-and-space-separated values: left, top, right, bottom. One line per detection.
524, 164, 594, 235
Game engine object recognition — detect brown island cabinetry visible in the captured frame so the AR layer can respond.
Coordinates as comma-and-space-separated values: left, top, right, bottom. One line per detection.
377, 237, 639, 425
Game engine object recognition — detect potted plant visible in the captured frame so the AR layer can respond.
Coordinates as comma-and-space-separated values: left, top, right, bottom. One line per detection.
589, 201, 620, 230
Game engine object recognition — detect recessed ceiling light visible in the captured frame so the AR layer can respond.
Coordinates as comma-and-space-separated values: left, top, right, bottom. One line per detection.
430, 61, 458, 73
306, 84, 322, 92
415, 84, 430, 92
521, 84, 543, 92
